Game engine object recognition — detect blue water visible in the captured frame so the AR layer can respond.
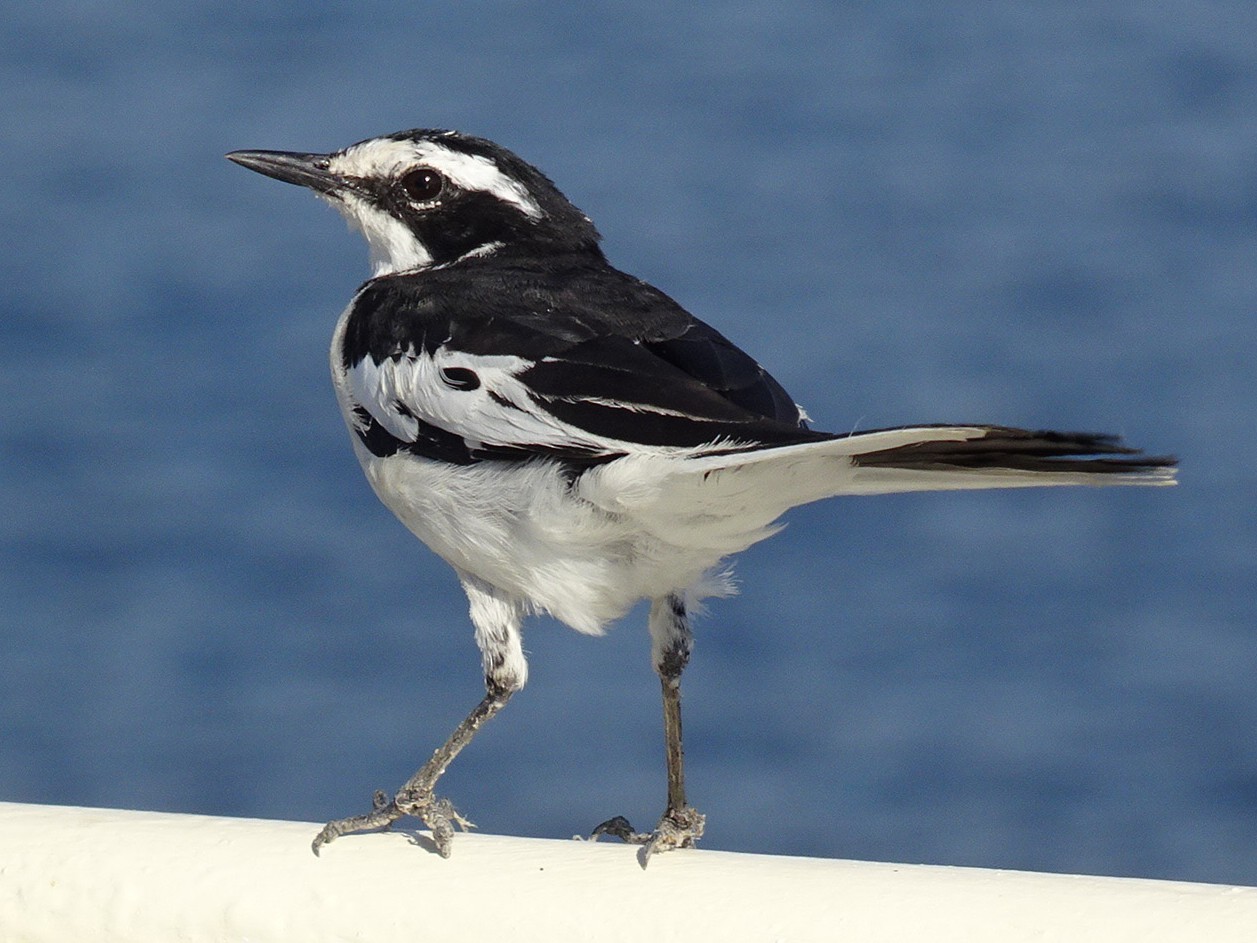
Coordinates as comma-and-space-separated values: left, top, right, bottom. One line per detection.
3, 3, 1255, 885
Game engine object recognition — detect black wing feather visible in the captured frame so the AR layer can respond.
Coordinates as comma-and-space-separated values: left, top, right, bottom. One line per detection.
644, 321, 803, 425
343, 252, 820, 451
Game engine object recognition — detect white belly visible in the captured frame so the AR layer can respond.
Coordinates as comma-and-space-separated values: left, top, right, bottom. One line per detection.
353, 445, 734, 634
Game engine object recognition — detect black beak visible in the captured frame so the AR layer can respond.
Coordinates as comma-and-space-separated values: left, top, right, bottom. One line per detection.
225, 149, 343, 195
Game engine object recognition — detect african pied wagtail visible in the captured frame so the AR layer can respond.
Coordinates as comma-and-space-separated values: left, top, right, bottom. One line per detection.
227, 129, 1176, 864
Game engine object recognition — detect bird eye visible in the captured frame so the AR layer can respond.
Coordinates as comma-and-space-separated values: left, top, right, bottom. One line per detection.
400, 168, 444, 202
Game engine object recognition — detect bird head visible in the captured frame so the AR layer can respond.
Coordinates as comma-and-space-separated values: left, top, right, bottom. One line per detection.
227, 129, 601, 276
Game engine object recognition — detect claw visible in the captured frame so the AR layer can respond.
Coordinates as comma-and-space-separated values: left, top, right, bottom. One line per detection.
586, 806, 705, 867
311, 791, 472, 857
311, 793, 404, 856
407, 796, 474, 858
588, 815, 650, 844
639, 806, 705, 866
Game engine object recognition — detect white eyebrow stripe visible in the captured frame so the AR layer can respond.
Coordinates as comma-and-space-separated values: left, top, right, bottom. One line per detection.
329, 138, 544, 220
418, 143, 544, 219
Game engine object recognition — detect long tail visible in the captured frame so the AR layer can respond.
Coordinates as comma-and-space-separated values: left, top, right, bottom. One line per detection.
830, 424, 1177, 493
583, 425, 1176, 550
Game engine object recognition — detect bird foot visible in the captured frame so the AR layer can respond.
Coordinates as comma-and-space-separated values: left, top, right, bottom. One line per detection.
312, 788, 473, 858
588, 806, 705, 867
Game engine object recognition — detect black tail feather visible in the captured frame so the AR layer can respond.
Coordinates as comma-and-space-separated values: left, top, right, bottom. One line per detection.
851, 426, 1178, 477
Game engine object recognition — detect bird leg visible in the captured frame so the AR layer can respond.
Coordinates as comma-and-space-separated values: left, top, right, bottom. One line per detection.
311, 682, 513, 857
590, 593, 705, 865
313, 579, 526, 858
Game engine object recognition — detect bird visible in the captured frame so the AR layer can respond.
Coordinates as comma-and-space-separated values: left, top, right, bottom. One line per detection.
226, 129, 1176, 864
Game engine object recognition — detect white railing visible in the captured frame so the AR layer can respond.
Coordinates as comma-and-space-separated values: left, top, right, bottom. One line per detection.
1, 801, 1253, 942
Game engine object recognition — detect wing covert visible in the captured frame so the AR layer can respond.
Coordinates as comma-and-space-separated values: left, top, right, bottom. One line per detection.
340, 256, 824, 462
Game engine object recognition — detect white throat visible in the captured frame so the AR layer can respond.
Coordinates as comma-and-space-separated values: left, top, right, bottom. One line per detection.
325, 193, 433, 276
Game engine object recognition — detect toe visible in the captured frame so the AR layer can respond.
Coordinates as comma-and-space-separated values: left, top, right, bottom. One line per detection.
589, 815, 648, 843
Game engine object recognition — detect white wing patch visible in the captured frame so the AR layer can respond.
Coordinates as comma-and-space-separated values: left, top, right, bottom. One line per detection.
347, 346, 749, 459
349, 349, 621, 456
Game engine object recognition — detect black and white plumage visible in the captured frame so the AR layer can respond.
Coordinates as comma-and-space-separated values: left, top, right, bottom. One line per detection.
227, 129, 1176, 863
